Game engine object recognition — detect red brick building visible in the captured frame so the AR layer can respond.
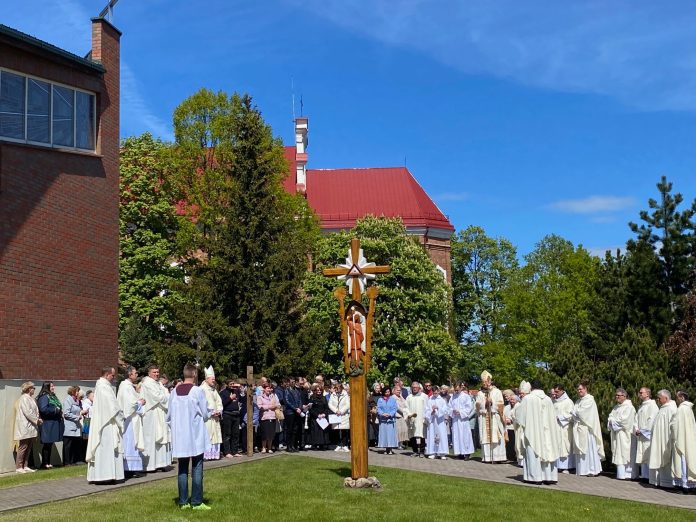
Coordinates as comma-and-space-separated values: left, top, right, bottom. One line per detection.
0, 18, 120, 471
284, 118, 454, 281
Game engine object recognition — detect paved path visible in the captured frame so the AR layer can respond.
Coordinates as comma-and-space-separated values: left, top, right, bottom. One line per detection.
298, 448, 696, 511
0, 453, 274, 514
1, 449, 694, 513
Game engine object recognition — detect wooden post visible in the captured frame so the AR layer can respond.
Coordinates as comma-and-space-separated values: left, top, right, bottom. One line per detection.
349, 374, 368, 478
246, 365, 254, 457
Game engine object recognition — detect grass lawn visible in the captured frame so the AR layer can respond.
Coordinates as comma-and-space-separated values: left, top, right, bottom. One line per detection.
0, 464, 86, 490
0, 455, 692, 522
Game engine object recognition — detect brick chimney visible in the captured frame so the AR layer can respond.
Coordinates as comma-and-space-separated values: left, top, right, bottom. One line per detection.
91, 17, 121, 161
294, 117, 308, 194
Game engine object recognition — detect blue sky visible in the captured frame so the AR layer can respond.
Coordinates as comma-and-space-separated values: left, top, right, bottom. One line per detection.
5, 0, 696, 257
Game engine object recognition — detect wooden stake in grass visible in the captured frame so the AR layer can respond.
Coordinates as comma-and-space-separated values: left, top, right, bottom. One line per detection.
323, 238, 390, 480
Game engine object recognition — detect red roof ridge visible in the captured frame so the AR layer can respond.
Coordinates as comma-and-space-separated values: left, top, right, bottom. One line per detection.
308, 166, 406, 172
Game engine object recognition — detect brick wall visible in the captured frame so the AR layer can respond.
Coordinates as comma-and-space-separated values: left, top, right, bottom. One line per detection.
0, 19, 120, 380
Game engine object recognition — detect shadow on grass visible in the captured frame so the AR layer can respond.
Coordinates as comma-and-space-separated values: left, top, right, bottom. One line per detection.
324, 466, 352, 478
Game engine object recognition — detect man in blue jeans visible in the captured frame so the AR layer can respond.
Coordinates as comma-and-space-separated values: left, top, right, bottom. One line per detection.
167, 364, 211, 510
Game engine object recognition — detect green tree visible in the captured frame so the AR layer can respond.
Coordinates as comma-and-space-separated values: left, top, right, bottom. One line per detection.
629, 175, 696, 316
451, 225, 518, 344
306, 216, 459, 384
119, 133, 182, 371
160, 89, 320, 380
502, 235, 600, 386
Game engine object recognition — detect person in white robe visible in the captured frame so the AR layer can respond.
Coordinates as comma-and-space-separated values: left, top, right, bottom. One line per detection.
406, 382, 428, 457
168, 364, 212, 510
199, 366, 223, 460
86, 367, 125, 483
648, 389, 677, 488
393, 386, 410, 449
631, 387, 658, 482
572, 381, 605, 476
503, 391, 518, 463
424, 387, 449, 459
552, 384, 576, 472
515, 380, 560, 484
140, 365, 172, 471
117, 366, 146, 473
672, 391, 696, 490
475, 370, 507, 462
512, 382, 530, 467
607, 387, 635, 480
449, 383, 474, 459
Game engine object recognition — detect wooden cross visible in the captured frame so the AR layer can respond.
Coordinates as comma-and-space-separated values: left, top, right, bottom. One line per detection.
322, 238, 390, 481
322, 238, 391, 301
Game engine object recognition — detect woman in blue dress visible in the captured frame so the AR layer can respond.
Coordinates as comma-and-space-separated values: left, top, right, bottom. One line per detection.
377, 387, 398, 455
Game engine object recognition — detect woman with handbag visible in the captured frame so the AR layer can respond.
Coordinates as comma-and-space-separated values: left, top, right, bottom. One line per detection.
256, 384, 280, 453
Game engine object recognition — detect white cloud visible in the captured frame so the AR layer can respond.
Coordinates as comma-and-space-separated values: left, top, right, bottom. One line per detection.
121, 63, 172, 141
435, 191, 469, 202
287, 0, 696, 111
548, 195, 635, 214
587, 245, 625, 258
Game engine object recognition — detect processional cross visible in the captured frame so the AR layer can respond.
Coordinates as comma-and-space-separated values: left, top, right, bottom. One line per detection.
323, 238, 390, 480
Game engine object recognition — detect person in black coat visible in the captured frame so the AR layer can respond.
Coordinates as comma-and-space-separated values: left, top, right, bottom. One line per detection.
307, 385, 330, 449
220, 380, 243, 457
36, 381, 64, 468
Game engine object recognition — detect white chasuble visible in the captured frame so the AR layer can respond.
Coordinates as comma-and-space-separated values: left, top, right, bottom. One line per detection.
86, 377, 124, 482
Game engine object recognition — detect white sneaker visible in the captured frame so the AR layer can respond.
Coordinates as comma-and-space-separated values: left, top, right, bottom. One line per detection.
23, 467, 35, 473
440, 456, 448, 460
428, 455, 435, 459
279, 444, 286, 450
334, 446, 341, 452
343, 447, 350, 452
15, 468, 26, 473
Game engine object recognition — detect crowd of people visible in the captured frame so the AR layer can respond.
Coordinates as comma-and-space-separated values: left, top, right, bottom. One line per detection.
12, 365, 696, 508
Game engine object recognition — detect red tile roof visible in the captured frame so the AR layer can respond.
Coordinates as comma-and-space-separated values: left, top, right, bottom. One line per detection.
281, 147, 452, 232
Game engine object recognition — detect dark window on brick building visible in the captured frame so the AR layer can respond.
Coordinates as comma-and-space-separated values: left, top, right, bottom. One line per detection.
0, 70, 25, 139
27, 78, 50, 143
0, 68, 96, 151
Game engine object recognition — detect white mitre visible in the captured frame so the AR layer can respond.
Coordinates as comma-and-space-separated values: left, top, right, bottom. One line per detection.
204, 365, 215, 379
519, 381, 531, 394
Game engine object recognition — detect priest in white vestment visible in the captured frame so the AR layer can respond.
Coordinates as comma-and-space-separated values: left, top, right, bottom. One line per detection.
631, 387, 659, 481
118, 366, 146, 473
86, 367, 124, 483
449, 383, 474, 459
476, 370, 507, 463
607, 387, 635, 480
406, 382, 428, 457
552, 384, 576, 472
140, 365, 172, 471
648, 389, 678, 488
572, 381, 605, 476
515, 380, 560, 484
513, 382, 531, 467
424, 388, 450, 459
671, 391, 696, 490
199, 366, 223, 460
